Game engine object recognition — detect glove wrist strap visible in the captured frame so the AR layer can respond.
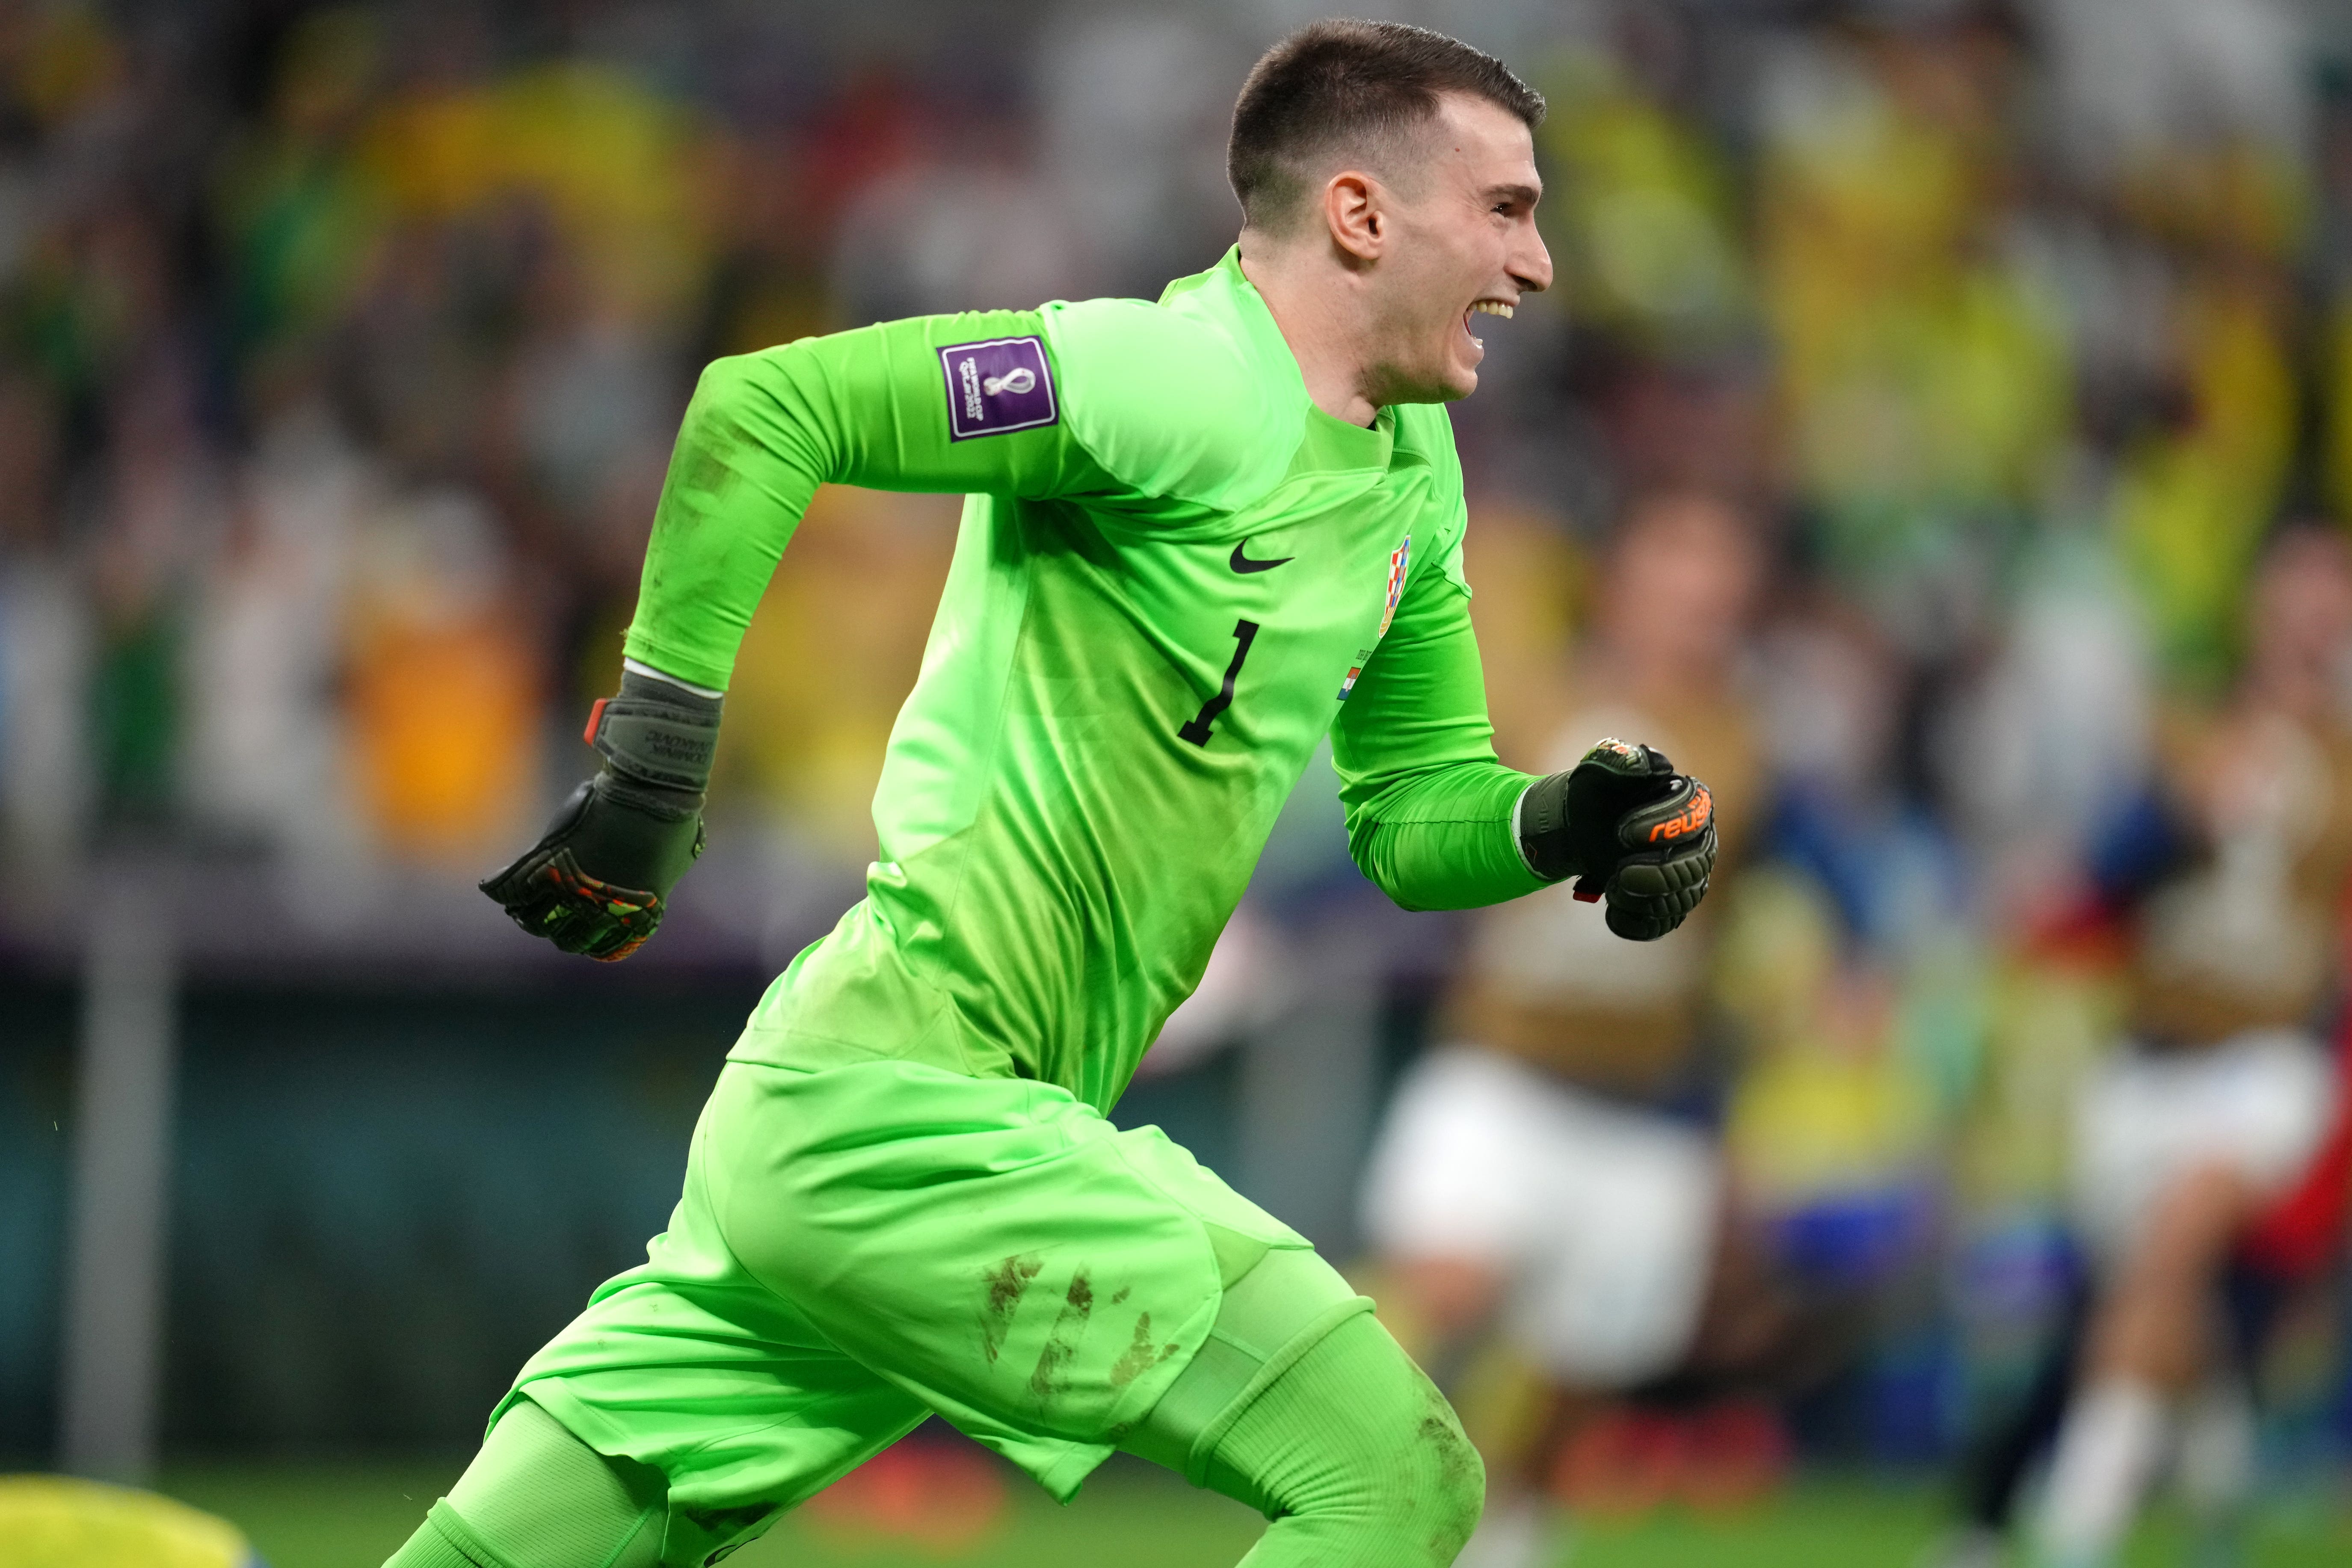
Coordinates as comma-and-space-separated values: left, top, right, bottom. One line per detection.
586, 669, 722, 799
1516, 772, 1578, 882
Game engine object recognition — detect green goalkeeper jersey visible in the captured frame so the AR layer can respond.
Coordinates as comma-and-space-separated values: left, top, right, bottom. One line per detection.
625, 247, 1546, 1112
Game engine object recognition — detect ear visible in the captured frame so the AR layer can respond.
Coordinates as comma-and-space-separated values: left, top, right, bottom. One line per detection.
1321, 170, 1383, 263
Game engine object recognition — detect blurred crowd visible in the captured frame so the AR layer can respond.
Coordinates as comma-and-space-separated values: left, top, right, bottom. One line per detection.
7, 0, 2352, 1531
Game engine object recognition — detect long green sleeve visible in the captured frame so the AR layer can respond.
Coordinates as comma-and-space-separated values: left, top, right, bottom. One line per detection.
622, 310, 1113, 691
1329, 562, 1549, 912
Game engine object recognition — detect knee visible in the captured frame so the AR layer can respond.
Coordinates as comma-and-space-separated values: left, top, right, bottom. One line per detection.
1310, 1338, 1487, 1561
1400, 1392, 1486, 1561
1201, 1307, 1490, 1564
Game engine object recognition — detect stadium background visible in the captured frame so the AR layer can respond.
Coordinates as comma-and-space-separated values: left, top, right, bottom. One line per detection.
4, 0, 2352, 1562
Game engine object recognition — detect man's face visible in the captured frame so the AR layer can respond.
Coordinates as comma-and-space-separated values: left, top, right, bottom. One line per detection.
1359, 94, 1552, 405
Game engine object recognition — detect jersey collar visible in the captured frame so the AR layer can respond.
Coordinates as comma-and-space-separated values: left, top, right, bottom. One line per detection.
1191, 246, 1394, 470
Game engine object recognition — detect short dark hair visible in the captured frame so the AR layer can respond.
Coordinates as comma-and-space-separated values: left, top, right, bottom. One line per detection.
1228, 19, 1545, 234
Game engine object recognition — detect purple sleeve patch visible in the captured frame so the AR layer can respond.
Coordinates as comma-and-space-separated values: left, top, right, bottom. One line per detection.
939, 336, 1058, 440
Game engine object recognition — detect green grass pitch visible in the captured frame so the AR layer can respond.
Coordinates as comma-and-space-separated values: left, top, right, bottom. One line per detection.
152, 1457, 2352, 1568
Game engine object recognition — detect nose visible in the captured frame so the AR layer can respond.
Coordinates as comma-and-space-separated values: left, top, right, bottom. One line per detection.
1511, 219, 1553, 296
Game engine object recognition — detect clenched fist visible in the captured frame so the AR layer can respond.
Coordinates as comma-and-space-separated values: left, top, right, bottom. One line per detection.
1518, 738, 1716, 941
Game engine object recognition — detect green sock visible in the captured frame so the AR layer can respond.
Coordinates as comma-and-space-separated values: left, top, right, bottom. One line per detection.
1121, 1245, 1365, 1479
1209, 1310, 1485, 1567
1119, 1245, 1483, 1566
381, 1398, 665, 1568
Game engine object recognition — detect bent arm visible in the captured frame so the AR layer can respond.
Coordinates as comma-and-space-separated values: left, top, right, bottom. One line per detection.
623, 311, 1110, 691
1329, 570, 1549, 912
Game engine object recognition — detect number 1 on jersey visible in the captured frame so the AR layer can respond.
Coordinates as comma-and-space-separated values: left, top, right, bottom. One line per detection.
1179, 619, 1261, 746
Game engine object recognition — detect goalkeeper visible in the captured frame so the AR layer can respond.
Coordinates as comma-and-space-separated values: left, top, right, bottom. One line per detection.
386, 20, 1715, 1568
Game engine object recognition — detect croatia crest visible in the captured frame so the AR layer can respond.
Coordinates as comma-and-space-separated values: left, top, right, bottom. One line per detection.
1378, 535, 1411, 640
1336, 535, 1411, 701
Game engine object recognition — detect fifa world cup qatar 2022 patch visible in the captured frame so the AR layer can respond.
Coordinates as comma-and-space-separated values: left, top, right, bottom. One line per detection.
940, 336, 1058, 439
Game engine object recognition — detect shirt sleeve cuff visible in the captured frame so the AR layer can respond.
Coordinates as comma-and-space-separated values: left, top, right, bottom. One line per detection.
621, 657, 725, 700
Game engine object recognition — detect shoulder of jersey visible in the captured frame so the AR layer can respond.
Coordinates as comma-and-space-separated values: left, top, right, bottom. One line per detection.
1041, 296, 1298, 509
1390, 403, 1472, 594
1389, 402, 1463, 475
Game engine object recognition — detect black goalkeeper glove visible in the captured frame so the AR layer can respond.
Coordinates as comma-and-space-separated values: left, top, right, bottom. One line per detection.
1518, 738, 1716, 942
479, 668, 720, 961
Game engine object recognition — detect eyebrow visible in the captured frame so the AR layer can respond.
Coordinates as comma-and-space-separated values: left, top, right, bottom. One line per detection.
1484, 182, 1541, 207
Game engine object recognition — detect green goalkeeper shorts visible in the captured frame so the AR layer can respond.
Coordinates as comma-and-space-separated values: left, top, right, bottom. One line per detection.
496, 1057, 1310, 1563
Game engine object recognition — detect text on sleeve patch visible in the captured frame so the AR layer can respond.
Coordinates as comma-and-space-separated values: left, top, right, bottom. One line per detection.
939, 336, 1058, 440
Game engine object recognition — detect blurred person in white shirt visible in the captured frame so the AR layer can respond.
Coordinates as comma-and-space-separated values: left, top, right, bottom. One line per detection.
1361, 490, 1816, 1564
2016, 525, 2352, 1568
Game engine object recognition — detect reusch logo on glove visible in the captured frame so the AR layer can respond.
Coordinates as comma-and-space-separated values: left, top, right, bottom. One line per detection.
1645, 783, 1712, 844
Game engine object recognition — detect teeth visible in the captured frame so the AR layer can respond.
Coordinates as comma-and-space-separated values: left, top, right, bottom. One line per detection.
1469, 300, 1514, 318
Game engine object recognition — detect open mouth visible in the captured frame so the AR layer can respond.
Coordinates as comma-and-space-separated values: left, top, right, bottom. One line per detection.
1463, 298, 1515, 349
